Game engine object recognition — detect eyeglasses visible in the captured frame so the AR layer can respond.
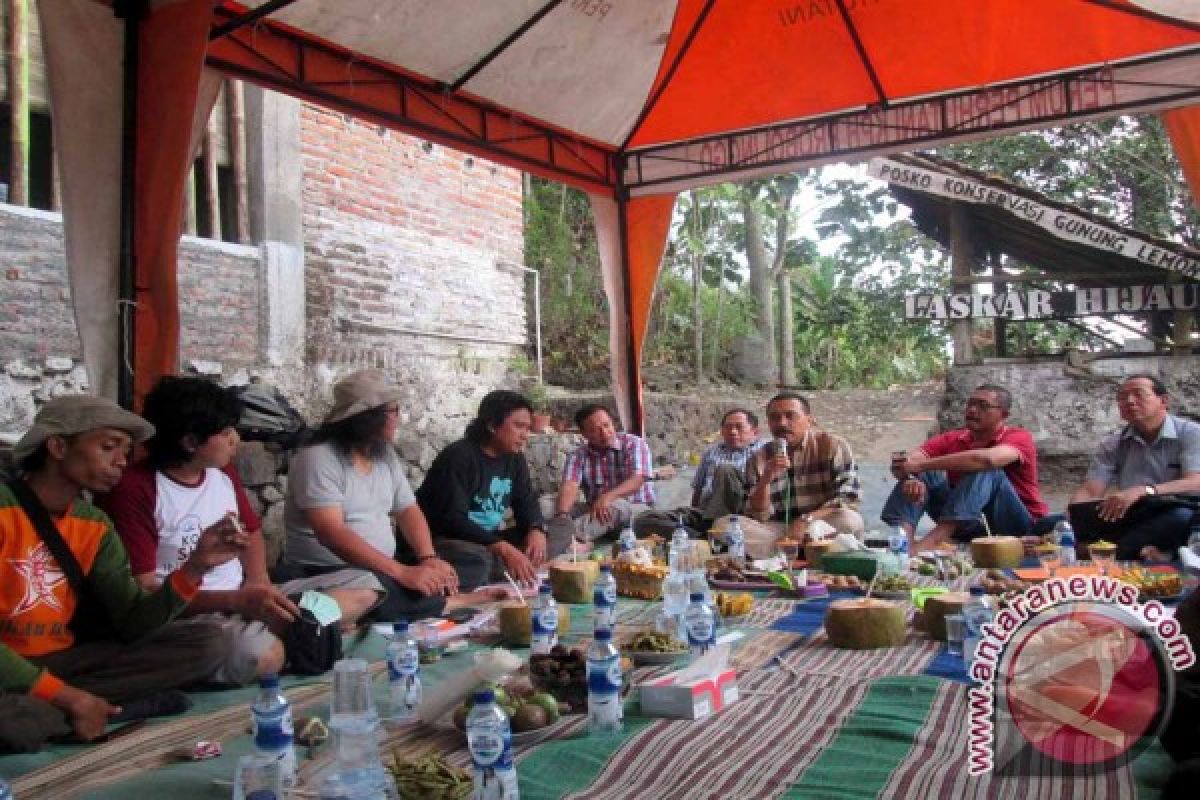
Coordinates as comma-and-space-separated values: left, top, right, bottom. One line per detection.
965, 399, 1003, 411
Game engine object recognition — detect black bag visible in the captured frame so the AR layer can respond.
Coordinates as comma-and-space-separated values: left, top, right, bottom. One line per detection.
234, 384, 309, 450
6, 479, 115, 643
281, 596, 343, 675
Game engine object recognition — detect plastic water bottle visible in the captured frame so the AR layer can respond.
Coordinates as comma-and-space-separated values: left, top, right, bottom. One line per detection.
466, 688, 519, 800
587, 628, 623, 735
1055, 520, 1077, 567
726, 515, 746, 561
686, 541, 712, 605
663, 525, 691, 619
684, 592, 717, 660
531, 583, 558, 654
887, 525, 910, 570
318, 717, 396, 799
669, 525, 690, 566
387, 621, 421, 724
593, 564, 617, 632
962, 587, 994, 668
617, 525, 637, 553
0, 777, 12, 800
251, 674, 297, 788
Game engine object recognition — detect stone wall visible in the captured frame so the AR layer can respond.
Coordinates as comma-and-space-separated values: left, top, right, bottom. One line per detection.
943, 356, 1200, 487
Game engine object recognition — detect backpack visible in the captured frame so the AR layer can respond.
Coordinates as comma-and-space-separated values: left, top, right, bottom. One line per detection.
281, 596, 344, 675
233, 384, 309, 450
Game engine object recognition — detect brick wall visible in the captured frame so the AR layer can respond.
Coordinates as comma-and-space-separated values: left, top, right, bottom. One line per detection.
298, 107, 529, 478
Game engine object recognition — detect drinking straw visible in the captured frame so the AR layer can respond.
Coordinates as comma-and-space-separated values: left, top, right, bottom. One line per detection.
503, 570, 526, 605
979, 513, 995, 538
864, 570, 879, 601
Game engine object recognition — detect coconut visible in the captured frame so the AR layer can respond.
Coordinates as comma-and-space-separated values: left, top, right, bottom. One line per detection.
498, 603, 532, 647
970, 536, 1025, 569
922, 592, 970, 641
548, 560, 599, 604
805, 539, 833, 569
498, 602, 571, 647
824, 598, 907, 649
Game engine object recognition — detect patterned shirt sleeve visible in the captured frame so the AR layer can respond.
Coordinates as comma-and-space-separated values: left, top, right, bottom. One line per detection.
828, 435, 862, 508
629, 435, 654, 478
562, 446, 585, 485
691, 446, 717, 492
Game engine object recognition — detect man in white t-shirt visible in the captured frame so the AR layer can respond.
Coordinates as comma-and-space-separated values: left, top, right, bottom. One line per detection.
99, 377, 384, 684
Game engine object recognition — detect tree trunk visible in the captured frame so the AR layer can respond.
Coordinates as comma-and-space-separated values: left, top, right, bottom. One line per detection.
690, 190, 705, 384
741, 187, 775, 375
777, 269, 796, 386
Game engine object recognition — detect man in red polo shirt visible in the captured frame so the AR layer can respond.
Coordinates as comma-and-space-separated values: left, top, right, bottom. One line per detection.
883, 384, 1050, 549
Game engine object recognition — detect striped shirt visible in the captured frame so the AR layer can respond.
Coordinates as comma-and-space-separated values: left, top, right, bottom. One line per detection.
562, 432, 656, 506
746, 428, 861, 522
692, 441, 765, 503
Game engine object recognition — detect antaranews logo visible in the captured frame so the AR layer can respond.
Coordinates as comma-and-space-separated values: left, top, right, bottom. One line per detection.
967, 574, 1195, 776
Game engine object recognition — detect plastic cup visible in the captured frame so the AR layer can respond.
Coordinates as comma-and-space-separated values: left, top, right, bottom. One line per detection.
232, 754, 282, 800
944, 614, 965, 658
330, 658, 376, 725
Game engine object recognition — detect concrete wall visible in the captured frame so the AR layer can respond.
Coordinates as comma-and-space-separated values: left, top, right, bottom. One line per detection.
0, 204, 264, 432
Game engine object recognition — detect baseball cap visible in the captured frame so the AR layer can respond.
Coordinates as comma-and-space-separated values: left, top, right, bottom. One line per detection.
12, 394, 155, 465
323, 370, 404, 425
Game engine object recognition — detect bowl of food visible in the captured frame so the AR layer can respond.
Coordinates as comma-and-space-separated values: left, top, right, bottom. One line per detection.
624, 631, 688, 665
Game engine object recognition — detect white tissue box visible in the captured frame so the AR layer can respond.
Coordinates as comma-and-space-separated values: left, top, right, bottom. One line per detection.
638, 667, 739, 720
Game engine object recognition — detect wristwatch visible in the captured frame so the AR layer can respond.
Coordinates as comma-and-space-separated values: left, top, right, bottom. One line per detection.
1144, 485, 1157, 496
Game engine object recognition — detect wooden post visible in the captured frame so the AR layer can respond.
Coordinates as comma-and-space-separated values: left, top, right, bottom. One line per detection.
950, 206, 975, 364
992, 266, 1007, 358
202, 104, 222, 240
7, 0, 30, 206
182, 162, 197, 235
227, 79, 250, 243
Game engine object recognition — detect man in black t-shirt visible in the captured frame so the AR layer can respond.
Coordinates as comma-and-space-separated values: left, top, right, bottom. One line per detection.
416, 391, 570, 589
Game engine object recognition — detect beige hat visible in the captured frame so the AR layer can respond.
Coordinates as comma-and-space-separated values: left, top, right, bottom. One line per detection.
12, 394, 155, 465
323, 369, 404, 425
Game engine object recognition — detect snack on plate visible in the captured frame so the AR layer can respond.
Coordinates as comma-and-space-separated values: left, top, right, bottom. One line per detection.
390, 754, 472, 800
1115, 566, 1183, 598
979, 569, 1029, 595
821, 574, 862, 590
611, 560, 668, 599
626, 631, 687, 654
707, 557, 754, 583
874, 574, 913, 593
714, 591, 754, 617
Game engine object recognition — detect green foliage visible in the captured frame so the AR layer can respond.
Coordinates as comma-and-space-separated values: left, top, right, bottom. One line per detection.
523, 177, 611, 386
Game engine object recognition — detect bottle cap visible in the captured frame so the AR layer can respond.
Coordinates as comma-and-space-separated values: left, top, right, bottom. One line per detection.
969, 586, 985, 596
539, 583, 552, 594
393, 620, 409, 633
594, 628, 612, 641
600, 564, 612, 573
689, 592, 704, 603
473, 688, 495, 705
259, 674, 280, 688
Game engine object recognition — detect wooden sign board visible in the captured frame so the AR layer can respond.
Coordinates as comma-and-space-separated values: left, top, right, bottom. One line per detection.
906, 285, 1200, 320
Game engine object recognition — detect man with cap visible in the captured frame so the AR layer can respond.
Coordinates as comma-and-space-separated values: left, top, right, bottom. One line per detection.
280, 370, 507, 620
0, 394, 247, 753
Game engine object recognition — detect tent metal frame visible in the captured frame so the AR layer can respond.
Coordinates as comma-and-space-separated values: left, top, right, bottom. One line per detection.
206, 5, 618, 194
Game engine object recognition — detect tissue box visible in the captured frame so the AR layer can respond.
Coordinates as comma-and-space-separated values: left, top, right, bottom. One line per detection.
638, 666, 739, 720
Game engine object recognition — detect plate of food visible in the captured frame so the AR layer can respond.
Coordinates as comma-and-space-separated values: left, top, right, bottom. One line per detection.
1114, 566, 1184, 600
623, 631, 689, 665
707, 558, 776, 590
446, 684, 575, 743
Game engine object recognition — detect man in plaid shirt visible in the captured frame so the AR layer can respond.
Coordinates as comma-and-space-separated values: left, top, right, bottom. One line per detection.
550, 405, 656, 542
745, 392, 863, 544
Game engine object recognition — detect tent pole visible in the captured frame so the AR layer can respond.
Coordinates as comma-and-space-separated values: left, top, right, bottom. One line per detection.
614, 163, 644, 436
115, 0, 145, 409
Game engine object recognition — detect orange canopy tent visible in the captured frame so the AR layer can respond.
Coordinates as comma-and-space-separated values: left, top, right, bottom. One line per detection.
40, 0, 1200, 430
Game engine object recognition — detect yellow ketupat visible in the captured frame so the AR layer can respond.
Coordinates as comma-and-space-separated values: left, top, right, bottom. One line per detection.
715, 591, 753, 617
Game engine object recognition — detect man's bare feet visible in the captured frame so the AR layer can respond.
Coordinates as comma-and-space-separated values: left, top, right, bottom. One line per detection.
915, 522, 956, 551
445, 587, 512, 611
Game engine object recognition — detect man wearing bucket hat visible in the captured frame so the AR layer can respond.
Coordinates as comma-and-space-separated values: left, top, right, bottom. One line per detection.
0, 394, 247, 752
281, 370, 507, 621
